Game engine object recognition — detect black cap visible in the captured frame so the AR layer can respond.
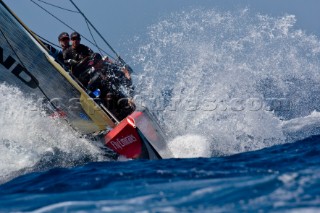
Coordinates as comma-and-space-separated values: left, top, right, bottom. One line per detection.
58, 32, 69, 41
71, 32, 81, 39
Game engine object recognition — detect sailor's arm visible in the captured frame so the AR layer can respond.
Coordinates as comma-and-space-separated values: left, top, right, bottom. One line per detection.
63, 50, 78, 68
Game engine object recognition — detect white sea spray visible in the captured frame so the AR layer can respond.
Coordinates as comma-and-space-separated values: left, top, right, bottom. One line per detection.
132, 8, 320, 157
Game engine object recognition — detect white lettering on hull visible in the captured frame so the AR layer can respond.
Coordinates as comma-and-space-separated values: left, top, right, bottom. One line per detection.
110, 134, 138, 150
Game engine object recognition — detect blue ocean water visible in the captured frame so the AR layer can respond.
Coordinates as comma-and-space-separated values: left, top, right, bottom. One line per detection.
1, 7, 320, 213
0, 135, 319, 212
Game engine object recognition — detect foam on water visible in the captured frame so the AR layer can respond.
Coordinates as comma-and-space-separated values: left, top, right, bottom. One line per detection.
132, 8, 320, 157
0, 84, 107, 183
167, 134, 211, 158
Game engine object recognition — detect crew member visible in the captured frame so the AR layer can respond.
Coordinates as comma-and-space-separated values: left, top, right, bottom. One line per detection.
63, 31, 94, 70
58, 32, 70, 52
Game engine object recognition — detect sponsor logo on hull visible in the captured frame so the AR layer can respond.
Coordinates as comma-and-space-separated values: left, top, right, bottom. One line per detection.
0, 46, 39, 88
109, 134, 138, 150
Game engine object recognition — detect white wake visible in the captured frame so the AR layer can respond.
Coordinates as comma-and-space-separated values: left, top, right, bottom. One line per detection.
0, 84, 107, 183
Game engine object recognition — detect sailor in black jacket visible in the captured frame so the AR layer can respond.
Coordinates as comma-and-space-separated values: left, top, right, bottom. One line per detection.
63, 32, 94, 71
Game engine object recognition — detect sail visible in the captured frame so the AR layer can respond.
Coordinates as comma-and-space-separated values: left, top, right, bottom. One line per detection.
0, 1, 115, 134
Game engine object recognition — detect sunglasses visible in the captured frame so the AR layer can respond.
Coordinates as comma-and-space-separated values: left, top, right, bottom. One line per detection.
71, 37, 80, 41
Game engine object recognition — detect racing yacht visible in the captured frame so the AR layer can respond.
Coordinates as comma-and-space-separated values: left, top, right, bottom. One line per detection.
0, 0, 172, 160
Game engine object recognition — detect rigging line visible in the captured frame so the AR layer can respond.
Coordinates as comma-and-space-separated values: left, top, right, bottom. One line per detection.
69, 0, 124, 63
85, 19, 103, 56
32, 31, 60, 49
30, 0, 114, 59
0, 27, 58, 111
35, 0, 79, 13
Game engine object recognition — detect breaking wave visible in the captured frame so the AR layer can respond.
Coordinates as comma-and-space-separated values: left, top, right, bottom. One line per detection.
0, 84, 107, 183
132, 8, 320, 157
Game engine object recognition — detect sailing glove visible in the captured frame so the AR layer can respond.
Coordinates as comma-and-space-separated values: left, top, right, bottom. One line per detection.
68, 59, 78, 65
